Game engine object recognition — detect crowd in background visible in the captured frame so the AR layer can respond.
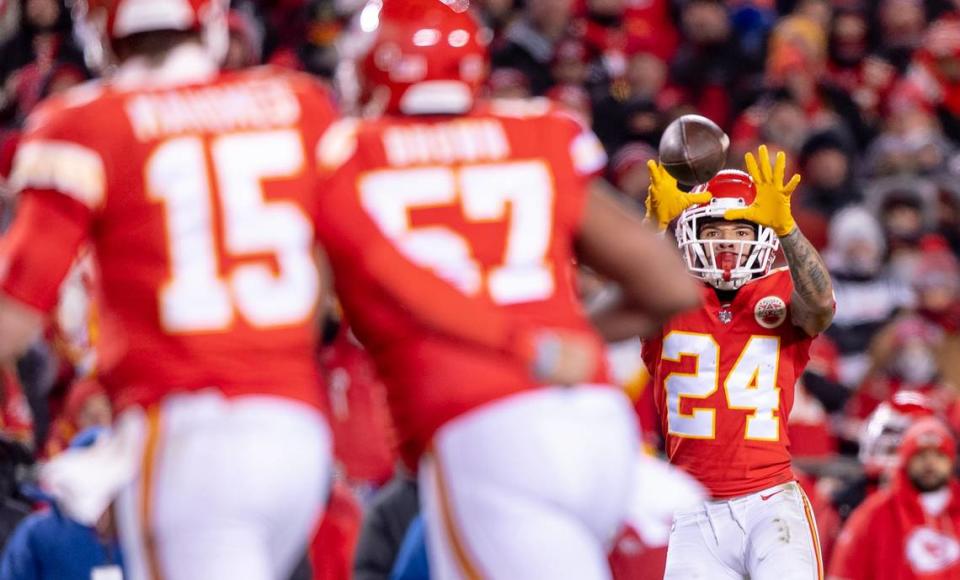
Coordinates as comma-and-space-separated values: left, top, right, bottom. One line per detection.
2, 0, 960, 577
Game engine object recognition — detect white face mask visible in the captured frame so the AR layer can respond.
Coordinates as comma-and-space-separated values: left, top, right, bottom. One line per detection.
894, 344, 939, 386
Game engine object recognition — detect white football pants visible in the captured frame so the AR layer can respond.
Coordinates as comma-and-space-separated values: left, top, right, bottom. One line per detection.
419, 385, 639, 580
115, 391, 332, 580
664, 481, 823, 580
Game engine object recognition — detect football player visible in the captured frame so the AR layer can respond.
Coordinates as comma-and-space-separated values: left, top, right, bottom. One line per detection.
316, 0, 703, 577
642, 147, 836, 579
0, 1, 592, 578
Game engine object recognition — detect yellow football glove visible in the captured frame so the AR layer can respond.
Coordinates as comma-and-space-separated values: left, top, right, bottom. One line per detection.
723, 145, 801, 237
645, 160, 713, 231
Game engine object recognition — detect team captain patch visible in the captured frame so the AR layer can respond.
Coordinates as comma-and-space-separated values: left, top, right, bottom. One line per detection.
754, 296, 787, 329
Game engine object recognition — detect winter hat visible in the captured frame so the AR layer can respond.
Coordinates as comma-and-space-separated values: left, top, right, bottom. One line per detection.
898, 417, 957, 466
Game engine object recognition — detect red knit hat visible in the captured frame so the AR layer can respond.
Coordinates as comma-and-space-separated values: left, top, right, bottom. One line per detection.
898, 417, 957, 466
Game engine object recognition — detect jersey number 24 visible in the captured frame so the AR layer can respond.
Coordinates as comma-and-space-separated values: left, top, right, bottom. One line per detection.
663, 331, 782, 441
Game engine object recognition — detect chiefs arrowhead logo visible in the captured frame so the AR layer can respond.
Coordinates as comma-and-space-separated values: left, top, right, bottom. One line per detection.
754, 296, 787, 329
907, 527, 960, 573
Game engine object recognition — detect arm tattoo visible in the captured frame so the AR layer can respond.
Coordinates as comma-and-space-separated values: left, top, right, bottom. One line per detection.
780, 228, 834, 332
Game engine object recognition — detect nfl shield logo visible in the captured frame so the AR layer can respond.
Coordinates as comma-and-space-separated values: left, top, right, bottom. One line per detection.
719, 308, 733, 324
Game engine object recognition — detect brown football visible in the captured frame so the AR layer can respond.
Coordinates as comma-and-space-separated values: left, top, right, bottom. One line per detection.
658, 114, 729, 186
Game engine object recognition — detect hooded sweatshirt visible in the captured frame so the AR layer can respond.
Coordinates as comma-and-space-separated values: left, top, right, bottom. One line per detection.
829, 418, 960, 580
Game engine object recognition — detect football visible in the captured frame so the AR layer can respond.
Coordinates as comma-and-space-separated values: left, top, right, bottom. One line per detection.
658, 114, 730, 186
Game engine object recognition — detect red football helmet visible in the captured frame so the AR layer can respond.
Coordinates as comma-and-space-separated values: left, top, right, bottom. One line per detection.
859, 391, 938, 476
675, 170, 779, 290
346, 0, 490, 115
72, 0, 228, 70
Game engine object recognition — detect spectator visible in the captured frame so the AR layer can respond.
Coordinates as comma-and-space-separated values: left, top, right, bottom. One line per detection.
864, 86, 954, 177
824, 206, 913, 388
829, 417, 960, 579
876, 0, 928, 73
670, 0, 747, 128
908, 249, 960, 387
223, 9, 263, 70
853, 316, 953, 425
491, 0, 575, 95
577, 0, 634, 86
0, 435, 33, 551
0, 428, 123, 580
862, 248, 960, 392
609, 142, 657, 206
0, 0, 83, 124
904, 15, 960, 143
933, 184, 960, 258
546, 83, 592, 125
766, 15, 873, 147
593, 95, 666, 154
874, 188, 934, 281
730, 90, 810, 170
474, 0, 516, 35
797, 129, 863, 218
827, 3, 870, 89
43, 379, 110, 458
353, 468, 419, 580
550, 38, 590, 88
590, 45, 681, 151
828, 392, 937, 560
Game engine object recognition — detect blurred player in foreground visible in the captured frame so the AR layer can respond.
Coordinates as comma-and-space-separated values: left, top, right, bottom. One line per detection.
642, 146, 836, 579
0, 0, 336, 578
316, 0, 703, 577
0, 1, 340, 576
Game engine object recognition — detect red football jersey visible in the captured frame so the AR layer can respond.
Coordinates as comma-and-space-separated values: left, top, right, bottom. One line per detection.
642, 268, 814, 498
316, 99, 610, 465
1, 63, 338, 412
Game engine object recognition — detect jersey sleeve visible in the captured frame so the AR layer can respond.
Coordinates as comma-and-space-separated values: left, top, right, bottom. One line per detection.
315, 126, 537, 366
1, 104, 101, 314
568, 120, 607, 178
551, 112, 607, 235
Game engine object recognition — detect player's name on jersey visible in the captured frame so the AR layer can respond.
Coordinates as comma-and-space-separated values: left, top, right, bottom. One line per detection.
382, 120, 510, 166
125, 80, 301, 141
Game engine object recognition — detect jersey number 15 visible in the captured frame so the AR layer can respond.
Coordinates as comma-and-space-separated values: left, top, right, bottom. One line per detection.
148, 130, 318, 333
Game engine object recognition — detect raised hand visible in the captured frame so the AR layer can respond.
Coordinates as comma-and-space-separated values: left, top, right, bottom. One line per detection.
723, 145, 801, 237
645, 160, 712, 231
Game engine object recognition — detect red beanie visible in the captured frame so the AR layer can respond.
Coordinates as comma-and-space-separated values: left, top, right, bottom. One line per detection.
899, 418, 957, 466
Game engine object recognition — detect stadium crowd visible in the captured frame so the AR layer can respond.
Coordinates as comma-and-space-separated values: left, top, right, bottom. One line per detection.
2, 0, 960, 578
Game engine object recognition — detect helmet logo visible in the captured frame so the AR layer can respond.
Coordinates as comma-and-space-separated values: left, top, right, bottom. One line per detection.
754, 296, 787, 328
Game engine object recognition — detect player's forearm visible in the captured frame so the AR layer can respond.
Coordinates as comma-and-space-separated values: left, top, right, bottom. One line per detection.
780, 228, 835, 333
590, 298, 662, 341
365, 242, 520, 355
